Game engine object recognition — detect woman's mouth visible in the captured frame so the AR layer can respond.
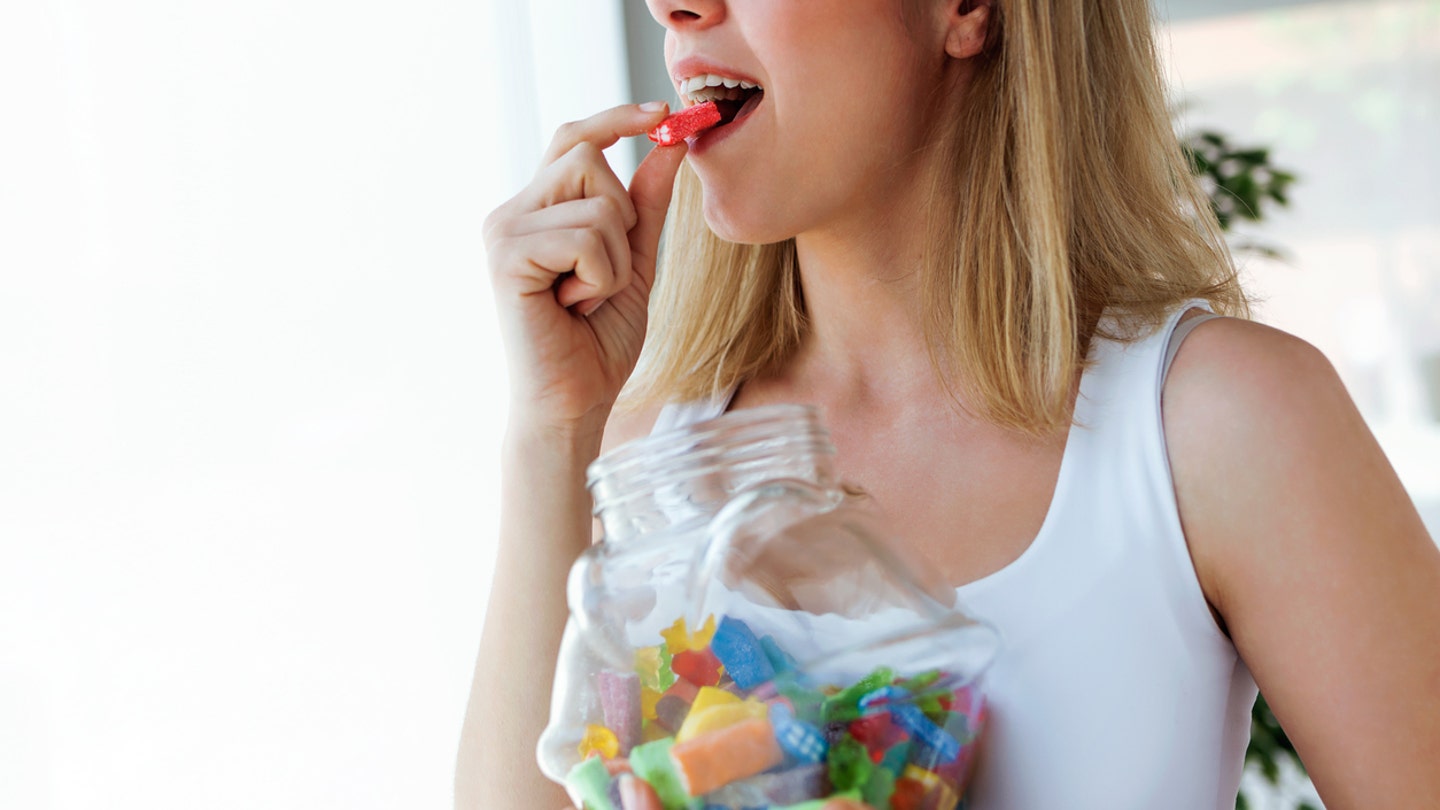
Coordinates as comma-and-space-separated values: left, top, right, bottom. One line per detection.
679, 73, 764, 129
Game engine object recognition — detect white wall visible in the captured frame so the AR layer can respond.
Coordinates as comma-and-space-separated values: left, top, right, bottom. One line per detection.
0, 1, 532, 807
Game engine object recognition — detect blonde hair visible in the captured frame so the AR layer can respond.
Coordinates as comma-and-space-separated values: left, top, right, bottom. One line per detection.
627, 0, 1249, 435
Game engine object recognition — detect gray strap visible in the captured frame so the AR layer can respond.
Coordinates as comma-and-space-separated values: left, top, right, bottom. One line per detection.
1162, 312, 1224, 384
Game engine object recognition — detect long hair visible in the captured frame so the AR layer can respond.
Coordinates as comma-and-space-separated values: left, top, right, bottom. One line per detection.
626, 0, 1249, 435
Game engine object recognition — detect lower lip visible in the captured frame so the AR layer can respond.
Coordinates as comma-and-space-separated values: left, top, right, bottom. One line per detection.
688, 97, 763, 156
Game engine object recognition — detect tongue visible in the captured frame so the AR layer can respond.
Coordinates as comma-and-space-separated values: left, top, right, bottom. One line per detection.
734, 91, 763, 121
714, 92, 763, 125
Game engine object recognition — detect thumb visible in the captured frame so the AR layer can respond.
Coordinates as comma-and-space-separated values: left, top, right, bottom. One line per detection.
626, 141, 688, 285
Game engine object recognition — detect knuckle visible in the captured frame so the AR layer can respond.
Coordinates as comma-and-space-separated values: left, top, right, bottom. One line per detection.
553, 120, 582, 143
578, 228, 606, 254
569, 141, 602, 162
594, 194, 623, 223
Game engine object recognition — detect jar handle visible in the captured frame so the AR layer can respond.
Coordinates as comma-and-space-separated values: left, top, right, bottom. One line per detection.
684, 478, 842, 625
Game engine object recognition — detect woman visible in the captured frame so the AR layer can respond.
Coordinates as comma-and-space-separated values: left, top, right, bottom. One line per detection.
458, 0, 1440, 807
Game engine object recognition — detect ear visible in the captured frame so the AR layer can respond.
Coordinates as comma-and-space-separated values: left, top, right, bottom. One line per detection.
943, 0, 992, 60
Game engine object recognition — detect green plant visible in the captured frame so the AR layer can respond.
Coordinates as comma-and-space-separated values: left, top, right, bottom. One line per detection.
1181, 129, 1298, 260
1180, 126, 1311, 809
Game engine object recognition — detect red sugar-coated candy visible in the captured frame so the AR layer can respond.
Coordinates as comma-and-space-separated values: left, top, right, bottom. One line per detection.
662, 676, 700, 704
890, 778, 926, 810
671, 648, 724, 687
848, 713, 897, 749
648, 102, 723, 146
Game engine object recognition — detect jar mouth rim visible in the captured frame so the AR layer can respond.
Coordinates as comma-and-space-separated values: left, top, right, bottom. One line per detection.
587, 403, 829, 487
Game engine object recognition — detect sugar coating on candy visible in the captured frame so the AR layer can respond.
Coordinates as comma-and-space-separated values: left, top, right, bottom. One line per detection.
628, 738, 696, 810
671, 648, 724, 687
654, 695, 693, 734
709, 617, 775, 690
617, 773, 664, 810
670, 717, 784, 796
579, 615, 982, 809
600, 670, 643, 756
566, 755, 619, 810
769, 702, 828, 764
676, 698, 768, 743
648, 102, 723, 147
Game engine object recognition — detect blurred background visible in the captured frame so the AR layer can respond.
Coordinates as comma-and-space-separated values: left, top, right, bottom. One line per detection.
0, 1, 1434, 808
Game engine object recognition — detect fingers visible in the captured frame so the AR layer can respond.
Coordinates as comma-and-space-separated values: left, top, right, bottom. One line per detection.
541, 102, 671, 166
525, 142, 638, 230
504, 197, 634, 297
626, 141, 689, 288
489, 226, 618, 309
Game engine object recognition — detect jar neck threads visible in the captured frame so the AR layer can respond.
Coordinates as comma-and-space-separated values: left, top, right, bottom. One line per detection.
588, 404, 838, 545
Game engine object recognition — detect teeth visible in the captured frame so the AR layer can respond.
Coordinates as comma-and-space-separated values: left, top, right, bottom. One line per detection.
679, 73, 761, 105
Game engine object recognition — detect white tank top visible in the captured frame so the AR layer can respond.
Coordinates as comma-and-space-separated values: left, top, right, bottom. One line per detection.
647, 300, 1259, 810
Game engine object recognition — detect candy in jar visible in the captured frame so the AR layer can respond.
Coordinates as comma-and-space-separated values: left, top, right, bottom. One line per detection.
538, 405, 1002, 810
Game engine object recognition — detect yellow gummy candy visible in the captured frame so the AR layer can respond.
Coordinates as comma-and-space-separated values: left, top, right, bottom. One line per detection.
641, 686, 662, 720
675, 699, 769, 742
660, 615, 718, 655
691, 615, 717, 649
659, 618, 691, 655
578, 724, 620, 760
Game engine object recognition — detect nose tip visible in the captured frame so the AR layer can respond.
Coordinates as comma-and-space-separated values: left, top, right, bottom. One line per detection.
648, 0, 725, 30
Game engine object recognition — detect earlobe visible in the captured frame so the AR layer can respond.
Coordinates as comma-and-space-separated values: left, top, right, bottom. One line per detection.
944, 2, 991, 60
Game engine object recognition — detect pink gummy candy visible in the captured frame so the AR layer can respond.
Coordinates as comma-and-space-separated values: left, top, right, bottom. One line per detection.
648, 102, 723, 146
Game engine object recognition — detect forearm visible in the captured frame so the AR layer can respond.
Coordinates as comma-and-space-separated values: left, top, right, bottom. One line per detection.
455, 416, 607, 810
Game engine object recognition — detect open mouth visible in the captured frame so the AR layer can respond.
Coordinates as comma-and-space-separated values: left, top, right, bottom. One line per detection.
681, 72, 765, 128
710, 88, 764, 126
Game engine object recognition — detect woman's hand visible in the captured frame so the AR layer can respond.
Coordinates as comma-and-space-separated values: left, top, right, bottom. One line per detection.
483, 102, 688, 432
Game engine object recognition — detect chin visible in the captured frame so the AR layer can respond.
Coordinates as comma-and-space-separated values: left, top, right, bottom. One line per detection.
700, 189, 796, 246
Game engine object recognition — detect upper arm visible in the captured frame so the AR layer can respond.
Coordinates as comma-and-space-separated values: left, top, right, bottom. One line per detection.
1163, 317, 1440, 808
591, 402, 663, 542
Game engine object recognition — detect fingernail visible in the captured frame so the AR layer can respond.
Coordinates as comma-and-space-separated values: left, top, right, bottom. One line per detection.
639, 101, 667, 113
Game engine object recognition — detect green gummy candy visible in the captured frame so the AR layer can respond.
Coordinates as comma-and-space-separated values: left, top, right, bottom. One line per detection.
899, 669, 942, 691
827, 735, 873, 793
564, 756, 617, 810
820, 700, 863, 724
657, 641, 677, 691
862, 765, 896, 808
827, 666, 896, 714
628, 738, 696, 810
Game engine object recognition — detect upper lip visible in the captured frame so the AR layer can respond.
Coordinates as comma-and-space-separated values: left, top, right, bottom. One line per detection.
670, 56, 764, 95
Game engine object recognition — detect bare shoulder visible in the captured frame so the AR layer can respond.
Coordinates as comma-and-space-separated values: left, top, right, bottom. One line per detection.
1161, 313, 1440, 806
590, 400, 664, 543
601, 399, 664, 456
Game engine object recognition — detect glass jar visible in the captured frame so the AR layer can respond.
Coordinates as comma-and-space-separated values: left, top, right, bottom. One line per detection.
538, 405, 1001, 810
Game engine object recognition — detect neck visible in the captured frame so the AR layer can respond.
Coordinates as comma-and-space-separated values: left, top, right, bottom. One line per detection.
785, 158, 945, 409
